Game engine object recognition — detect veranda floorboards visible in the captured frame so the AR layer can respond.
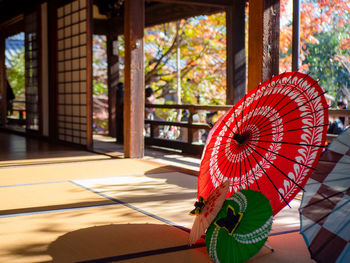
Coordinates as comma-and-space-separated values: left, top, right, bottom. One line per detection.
0, 131, 109, 166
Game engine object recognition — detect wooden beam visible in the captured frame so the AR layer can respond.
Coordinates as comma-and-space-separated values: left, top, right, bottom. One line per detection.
226, 2, 246, 105
47, 0, 58, 140
292, 0, 300, 71
146, 3, 223, 27
151, 0, 233, 8
86, 0, 93, 150
94, 18, 112, 35
106, 34, 119, 138
248, 0, 280, 91
0, 35, 6, 127
94, 17, 123, 35
93, 4, 222, 35
41, 2, 49, 136
0, 15, 24, 37
124, 0, 145, 158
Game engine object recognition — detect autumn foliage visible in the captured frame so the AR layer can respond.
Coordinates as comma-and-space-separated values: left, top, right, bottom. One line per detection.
144, 14, 227, 105
280, 0, 350, 77
145, 0, 349, 105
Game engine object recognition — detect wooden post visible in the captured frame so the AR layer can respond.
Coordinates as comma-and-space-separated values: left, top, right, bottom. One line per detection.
188, 106, 194, 145
41, 2, 49, 136
0, 35, 6, 126
292, 0, 300, 71
107, 34, 119, 138
86, 0, 93, 150
248, 0, 280, 92
226, 1, 246, 105
124, 0, 145, 158
47, 0, 57, 141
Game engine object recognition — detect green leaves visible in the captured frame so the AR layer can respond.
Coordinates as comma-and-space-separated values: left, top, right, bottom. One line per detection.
302, 24, 350, 102
7, 48, 25, 98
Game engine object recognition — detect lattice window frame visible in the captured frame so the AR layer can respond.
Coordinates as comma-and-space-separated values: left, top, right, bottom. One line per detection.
25, 9, 41, 132
55, 0, 92, 148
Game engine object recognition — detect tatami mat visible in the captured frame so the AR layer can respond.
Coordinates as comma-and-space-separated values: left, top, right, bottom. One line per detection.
0, 182, 115, 216
73, 172, 198, 228
0, 154, 110, 168
0, 206, 312, 263
73, 172, 302, 234
48, 224, 210, 263
0, 205, 189, 262
0, 158, 314, 262
0, 159, 172, 186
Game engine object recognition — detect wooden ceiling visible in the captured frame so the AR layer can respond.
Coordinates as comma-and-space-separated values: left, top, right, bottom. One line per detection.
93, 0, 229, 35
0, 0, 231, 35
0, 0, 44, 25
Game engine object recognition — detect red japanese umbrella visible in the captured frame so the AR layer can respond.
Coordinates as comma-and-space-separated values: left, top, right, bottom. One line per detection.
198, 71, 329, 215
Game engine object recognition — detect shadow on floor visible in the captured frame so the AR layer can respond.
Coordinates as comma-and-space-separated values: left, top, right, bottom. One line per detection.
46, 224, 208, 263
144, 166, 198, 176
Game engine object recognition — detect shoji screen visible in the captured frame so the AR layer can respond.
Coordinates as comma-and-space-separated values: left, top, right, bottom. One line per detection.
25, 11, 41, 131
56, 0, 92, 147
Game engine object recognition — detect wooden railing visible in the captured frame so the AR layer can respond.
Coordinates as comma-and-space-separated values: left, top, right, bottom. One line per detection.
145, 104, 350, 155
7, 100, 26, 126
327, 109, 350, 142
145, 104, 229, 155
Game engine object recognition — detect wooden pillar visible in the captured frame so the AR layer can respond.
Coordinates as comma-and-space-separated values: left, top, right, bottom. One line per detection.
107, 34, 119, 138
248, 0, 280, 91
86, 0, 93, 150
292, 0, 300, 71
124, 0, 145, 158
226, 1, 246, 105
47, 0, 57, 140
0, 35, 5, 126
41, 2, 49, 136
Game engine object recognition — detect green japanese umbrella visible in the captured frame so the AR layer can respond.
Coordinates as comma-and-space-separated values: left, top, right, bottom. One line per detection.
205, 190, 273, 263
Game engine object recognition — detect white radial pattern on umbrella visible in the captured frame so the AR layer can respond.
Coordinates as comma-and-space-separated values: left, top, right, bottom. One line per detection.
233, 216, 273, 244
208, 228, 220, 263
227, 191, 248, 212
210, 106, 283, 191
278, 81, 326, 201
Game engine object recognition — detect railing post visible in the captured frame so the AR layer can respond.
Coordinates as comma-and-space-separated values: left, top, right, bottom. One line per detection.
150, 121, 155, 139
188, 106, 194, 145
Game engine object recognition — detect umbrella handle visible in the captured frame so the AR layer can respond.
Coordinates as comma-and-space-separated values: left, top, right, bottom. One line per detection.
264, 244, 274, 252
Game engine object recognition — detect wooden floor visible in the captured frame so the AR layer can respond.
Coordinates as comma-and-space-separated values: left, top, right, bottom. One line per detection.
0, 131, 110, 166
0, 131, 315, 262
0, 131, 201, 172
